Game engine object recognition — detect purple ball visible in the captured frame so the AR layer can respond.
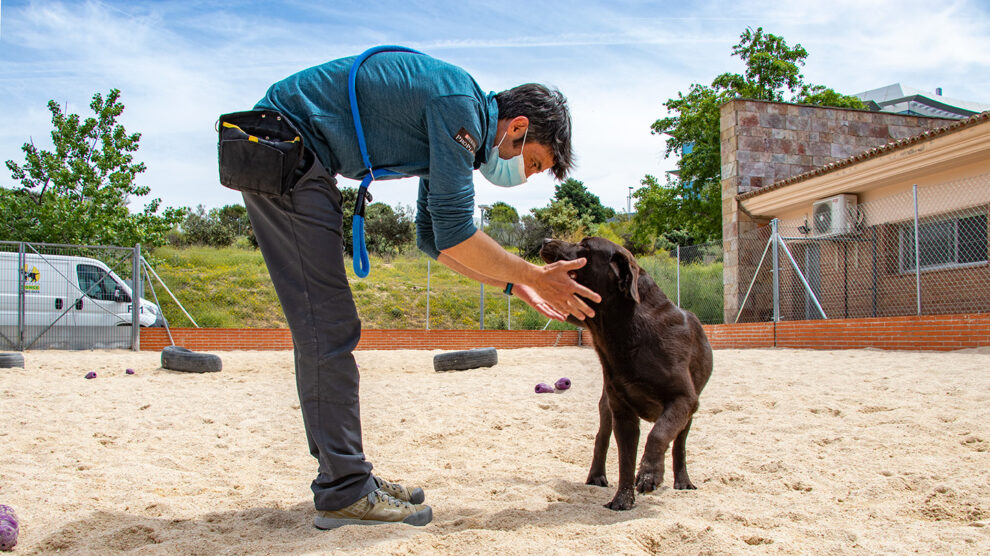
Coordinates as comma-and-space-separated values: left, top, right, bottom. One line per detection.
125, 368, 135, 375
85, 371, 97, 379
0, 505, 17, 551
554, 377, 571, 391
535, 383, 554, 394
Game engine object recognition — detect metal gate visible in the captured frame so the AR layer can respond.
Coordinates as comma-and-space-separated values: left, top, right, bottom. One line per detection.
0, 241, 158, 350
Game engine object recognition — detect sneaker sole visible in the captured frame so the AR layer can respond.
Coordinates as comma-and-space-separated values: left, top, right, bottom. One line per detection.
313, 506, 433, 529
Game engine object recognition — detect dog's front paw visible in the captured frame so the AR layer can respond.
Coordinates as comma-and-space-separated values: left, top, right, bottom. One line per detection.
586, 474, 608, 487
604, 489, 635, 511
635, 468, 663, 493
673, 472, 697, 490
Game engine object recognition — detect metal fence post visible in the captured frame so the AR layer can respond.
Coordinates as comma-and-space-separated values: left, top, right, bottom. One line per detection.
771, 219, 780, 322
913, 184, 922, 316
17, 242, 25, 350
676, 245, 681, 308
479, 283, 485, 330
478, 206, 487, 330
131, 244, 141, 350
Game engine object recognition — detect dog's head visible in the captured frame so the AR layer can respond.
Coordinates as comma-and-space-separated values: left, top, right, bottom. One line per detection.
540, 237, 641, 305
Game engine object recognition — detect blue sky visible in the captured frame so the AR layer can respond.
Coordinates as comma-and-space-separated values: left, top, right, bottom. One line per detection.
2, 0, 989, 218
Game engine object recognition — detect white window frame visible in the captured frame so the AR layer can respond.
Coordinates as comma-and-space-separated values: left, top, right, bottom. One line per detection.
898, 210, 988, 273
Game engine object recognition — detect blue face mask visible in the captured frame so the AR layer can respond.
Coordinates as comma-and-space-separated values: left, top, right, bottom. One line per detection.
479, 128, 527, 187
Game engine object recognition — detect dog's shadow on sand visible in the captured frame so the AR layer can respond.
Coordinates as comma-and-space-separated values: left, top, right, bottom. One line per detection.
27, 480, 670, 554
435, 477, 677, 533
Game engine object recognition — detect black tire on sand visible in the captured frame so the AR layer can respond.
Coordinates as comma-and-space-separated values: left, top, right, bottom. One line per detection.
0, 352, 25, 368
161, 346, 222, 373
433, 347, 498, 372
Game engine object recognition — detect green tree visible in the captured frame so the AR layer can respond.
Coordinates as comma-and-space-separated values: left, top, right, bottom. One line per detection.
486, 201, 519, 224
643, 27, 863, 242
482, 201, 521, 248
177, 204, 240, 247
553, 178, 615, 224
3, 89, 185, 246
532, 198, 593, 240
215, 204, 251, 237
631, 174, 717, 249
516, 214, 550, 258
364, 202, 415, 257
338, 186, 415, 257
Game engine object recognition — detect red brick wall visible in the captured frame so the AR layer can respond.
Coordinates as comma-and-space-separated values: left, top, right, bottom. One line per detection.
703, 322, 776, 349
140, 314, 990, 352
774, 313, 990, 351
140, 328, 587, 352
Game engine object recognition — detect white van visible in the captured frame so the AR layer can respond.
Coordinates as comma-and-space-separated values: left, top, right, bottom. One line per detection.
0, 251, 162, 328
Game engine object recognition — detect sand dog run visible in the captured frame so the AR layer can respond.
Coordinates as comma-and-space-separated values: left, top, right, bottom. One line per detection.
0, 347, 987, 553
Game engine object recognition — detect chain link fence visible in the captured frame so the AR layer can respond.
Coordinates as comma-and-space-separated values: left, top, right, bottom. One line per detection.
731, 173, 990, 322
0, 241, 162, 350
417, 242, 727, 329
472, 241, 724, 329
635, 242, 725, 325
337, 243, 727, 332
10, 173, 985, 343
32, 172, 988, 339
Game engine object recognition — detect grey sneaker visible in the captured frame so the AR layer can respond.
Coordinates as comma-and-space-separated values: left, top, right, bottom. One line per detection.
313, 489, 432, 529
374, 475, 425, 505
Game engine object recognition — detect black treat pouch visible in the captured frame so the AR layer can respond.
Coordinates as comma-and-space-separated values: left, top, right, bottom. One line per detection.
217, 109, 306, 197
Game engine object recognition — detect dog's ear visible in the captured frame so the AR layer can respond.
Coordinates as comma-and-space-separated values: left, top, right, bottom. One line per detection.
608, 250, 641, 303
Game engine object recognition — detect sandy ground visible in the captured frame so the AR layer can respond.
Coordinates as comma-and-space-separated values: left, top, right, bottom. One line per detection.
0, 346, 988, 555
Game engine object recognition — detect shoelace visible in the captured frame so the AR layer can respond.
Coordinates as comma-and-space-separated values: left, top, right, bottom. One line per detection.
380, 479, 401, 492
375, 477, 405, 495
369, 489, 410, 508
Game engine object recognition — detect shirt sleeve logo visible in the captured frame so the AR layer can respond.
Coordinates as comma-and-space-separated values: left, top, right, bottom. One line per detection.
453, 127, 479, 153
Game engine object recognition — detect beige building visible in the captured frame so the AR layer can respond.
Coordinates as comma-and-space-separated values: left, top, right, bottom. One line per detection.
720, 100, 990, 323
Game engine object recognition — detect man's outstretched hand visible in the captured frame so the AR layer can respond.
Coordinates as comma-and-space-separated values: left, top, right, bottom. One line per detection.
527, 258, 601, 321
513, 283, 568, 321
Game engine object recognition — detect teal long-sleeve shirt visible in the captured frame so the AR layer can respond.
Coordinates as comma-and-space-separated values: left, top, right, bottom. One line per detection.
255, 51, 499, 259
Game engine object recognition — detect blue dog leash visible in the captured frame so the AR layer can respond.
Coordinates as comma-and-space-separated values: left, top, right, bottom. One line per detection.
348, 45, 425, 277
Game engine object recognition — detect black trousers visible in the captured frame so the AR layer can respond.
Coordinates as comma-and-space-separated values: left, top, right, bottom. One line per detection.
242, 154, 377, 511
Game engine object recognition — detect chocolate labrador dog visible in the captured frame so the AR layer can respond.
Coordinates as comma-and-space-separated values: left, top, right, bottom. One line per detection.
541, 237, 713, 511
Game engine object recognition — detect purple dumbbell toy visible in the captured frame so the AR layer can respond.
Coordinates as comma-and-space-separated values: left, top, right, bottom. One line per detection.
554, 377, 571, 391
534, 383, 554, 394
0, 504, 18, 551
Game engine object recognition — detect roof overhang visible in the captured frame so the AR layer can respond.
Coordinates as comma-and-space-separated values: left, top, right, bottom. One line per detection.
737, 115, 990, 217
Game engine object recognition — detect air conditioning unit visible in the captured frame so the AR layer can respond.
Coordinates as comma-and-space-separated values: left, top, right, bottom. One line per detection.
812, 194, 858, 236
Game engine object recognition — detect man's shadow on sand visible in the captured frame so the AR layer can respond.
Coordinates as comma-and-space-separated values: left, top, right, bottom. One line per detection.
28, 479, 675, 553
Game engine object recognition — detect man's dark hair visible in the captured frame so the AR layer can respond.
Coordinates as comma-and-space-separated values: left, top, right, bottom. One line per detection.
495, 84, 574, 180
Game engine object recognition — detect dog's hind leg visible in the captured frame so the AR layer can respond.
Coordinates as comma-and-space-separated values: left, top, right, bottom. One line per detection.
671, 417, 696, 489
586, 387, 612, 487
635, 393, 697, 494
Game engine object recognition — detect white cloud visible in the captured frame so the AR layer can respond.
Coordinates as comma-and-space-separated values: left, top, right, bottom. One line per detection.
1, 0, 988, 219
